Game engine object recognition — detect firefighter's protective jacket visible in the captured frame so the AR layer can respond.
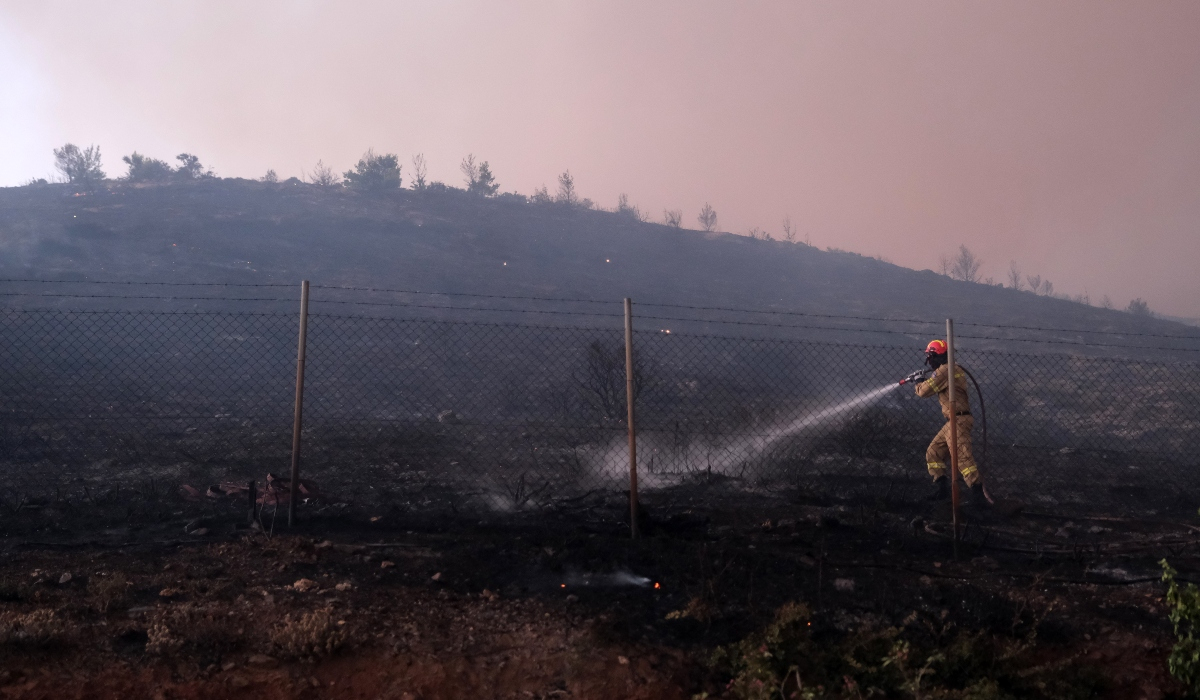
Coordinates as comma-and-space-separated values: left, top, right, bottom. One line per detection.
914, 364, 971, 418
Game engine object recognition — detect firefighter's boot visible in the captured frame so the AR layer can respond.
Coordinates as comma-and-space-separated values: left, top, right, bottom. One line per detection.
968, 482, 990, 509
923, 477, 949, 502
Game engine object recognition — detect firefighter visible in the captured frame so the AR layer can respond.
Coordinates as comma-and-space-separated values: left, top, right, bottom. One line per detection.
914, 339, 987, 506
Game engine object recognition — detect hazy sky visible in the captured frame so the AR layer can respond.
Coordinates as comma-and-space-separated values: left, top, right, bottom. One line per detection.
3, 2, 1199, 316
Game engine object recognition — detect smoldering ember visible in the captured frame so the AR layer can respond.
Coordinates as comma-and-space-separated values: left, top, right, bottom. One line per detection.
3, 4, 1200, 699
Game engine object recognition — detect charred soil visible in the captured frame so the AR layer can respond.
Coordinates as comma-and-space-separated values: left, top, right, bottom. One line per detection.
0, 485, 1190, 699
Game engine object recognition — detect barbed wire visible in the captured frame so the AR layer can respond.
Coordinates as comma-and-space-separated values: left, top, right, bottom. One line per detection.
0, 293, 294, 303
310, 284, 615, 305
4, 279, 1199, 343
0, 279, 293, 287
955, 333, 1200, 353
311, 284, 1200, 341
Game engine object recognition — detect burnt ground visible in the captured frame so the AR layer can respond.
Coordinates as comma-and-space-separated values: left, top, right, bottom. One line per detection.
0, 475, 1194, 700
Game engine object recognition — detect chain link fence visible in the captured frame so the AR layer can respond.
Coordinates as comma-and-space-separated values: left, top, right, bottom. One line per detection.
2, 294, 1199, 524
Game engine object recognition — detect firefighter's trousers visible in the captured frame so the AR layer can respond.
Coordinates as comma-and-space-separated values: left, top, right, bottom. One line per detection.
925, 415, 979, 486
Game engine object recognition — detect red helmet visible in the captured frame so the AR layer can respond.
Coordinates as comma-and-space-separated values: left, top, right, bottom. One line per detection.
925, 339, 947, 355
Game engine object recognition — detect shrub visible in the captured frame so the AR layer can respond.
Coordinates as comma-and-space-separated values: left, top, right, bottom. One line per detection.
1162, 559, 1200, 694
269, 608, 347, 661
87, 572, 129, 613
0, 609, 71, 648
146, 603, 241, 655
1128, 298, 1152, 317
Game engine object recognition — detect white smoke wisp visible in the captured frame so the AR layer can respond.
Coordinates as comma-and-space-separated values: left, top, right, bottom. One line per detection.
561, 570, 652, 588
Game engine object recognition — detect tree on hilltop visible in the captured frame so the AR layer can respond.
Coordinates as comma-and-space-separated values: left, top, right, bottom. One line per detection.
307, 160, 339, 187
53, 143, 105, 188
556, 170, 578, 206
616, 194, 646, 221
461, 154, 499, 196
410, 154, 428, 191
121, 152, 173, 183
948, 245, 982, 283
472, 161, 499, 196
175, 153, 215, 180
343, 149, 401, 192
697, 203, 718, 232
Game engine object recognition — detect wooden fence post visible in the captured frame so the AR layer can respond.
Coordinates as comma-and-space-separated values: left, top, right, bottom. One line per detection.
624, 298, 639, 540
288, 280, 310, 527
946, 318, 960, 558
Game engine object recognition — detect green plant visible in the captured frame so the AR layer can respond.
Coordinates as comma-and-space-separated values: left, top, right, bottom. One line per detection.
712, 602, 818, 700
710, 602, 1100, 700
1162, 559, 1200, 694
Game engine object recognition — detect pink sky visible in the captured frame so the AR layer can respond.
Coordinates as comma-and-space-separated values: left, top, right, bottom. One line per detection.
3, 1, 1199, 317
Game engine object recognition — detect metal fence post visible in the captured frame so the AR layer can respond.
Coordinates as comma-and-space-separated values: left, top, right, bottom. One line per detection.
288, 280, 310, 527
624, 298, 639, 540
946, 318, 960, 558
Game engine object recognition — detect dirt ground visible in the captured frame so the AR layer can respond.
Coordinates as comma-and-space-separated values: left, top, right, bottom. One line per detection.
0, 480, 1192, 699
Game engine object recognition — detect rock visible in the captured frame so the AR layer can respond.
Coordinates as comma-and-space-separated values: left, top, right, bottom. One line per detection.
335, 582, 352, 592
247, 654, 277, 668
565, 594, 578, 603
190, 528, 209, 537
431, 572, 442, 582
292, 579, 318, 593
481, 589, 498, 601
58, 573, 72, 585
314, 540, 333, 549
230, 675, 250, 689
617, 656, 629, 666
221, 661, 236, 672
159, 588, 183, 598
833, 578, 855, 592
381, 561, 395, 569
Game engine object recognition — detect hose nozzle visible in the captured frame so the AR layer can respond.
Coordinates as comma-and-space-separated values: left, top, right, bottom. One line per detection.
899, 369, 930, 386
